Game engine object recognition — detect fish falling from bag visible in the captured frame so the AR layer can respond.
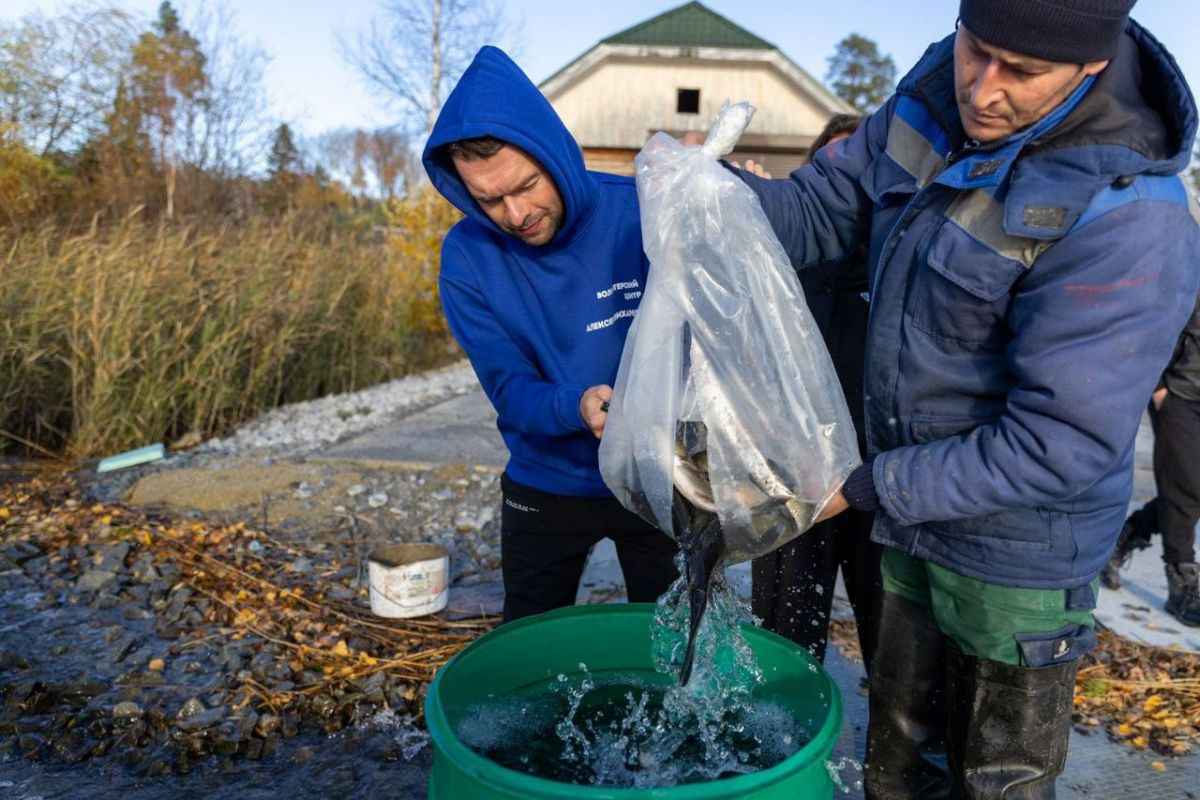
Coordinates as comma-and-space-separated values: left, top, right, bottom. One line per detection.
671, 420, 725, 687
670, 415, 817, 685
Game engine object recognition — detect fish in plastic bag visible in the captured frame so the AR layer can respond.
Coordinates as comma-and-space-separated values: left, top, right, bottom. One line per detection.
599, 102, 860, 683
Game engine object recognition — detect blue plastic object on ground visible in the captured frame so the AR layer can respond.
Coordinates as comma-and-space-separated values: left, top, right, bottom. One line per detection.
96, 443, 165, 473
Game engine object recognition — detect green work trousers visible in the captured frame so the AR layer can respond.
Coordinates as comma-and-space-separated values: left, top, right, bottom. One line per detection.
881, 549, 1098, 666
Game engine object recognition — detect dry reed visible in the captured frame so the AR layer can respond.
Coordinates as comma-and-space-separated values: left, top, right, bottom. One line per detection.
0, 192, 460, 458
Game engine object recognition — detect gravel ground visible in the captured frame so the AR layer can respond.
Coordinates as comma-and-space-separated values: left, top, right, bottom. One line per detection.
77, 361, 505, 610
194, 361, 481, 460
1, 364, 506, 792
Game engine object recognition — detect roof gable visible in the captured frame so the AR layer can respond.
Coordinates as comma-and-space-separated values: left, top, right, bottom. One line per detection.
602, 1, 773, 50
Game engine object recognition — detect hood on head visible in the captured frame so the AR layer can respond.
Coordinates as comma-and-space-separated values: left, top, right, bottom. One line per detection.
422, 46, 595, 245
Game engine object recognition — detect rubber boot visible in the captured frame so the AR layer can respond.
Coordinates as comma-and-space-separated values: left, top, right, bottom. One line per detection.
1099, 521, 1152, 590
864, 592, 953, 799
1165, 562, 1200, 627
945, 646, 1077, 800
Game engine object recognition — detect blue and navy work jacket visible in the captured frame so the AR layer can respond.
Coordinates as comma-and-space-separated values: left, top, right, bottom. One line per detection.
744, 22, 1200, 589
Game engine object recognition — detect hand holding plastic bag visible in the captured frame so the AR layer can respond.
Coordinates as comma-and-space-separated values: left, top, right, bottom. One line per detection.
599, 102, 860, 565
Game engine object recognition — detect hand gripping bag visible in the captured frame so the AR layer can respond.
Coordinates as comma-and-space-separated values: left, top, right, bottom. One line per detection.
599, 102, 861, 566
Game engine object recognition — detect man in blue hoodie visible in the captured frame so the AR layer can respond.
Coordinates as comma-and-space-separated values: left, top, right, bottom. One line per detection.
738, 1, 1200, 797
422, 47, 678, 623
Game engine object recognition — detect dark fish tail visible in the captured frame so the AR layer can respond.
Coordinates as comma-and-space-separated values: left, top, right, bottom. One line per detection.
673, 490, 725, 686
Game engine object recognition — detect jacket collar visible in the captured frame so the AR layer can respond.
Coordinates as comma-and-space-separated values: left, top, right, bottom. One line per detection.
896, 21, 1196, 240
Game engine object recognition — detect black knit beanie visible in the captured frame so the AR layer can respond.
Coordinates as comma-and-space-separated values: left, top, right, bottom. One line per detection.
959, 0, 1136, 63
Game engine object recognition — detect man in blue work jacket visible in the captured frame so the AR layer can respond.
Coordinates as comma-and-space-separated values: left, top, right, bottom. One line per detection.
737, 1, 1200, 796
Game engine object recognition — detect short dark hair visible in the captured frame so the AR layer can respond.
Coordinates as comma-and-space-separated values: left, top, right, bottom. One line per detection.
444, 135, 507, 161
806, 114, 866, 164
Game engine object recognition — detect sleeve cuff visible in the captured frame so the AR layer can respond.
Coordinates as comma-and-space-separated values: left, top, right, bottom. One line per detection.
554, 383, 590, 432
842, 456, 880, 512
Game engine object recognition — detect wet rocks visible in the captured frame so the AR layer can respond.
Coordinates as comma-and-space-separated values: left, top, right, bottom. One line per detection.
106, 630, 138, 664
112, 701, 143, 724
253, 712, 280, 738
0, 650, 30, 670
176, 705, 226, 733
175, 697, 206, 722
4, 428, 501, 781
2, 541, 41, 566
76, 568, 117, 593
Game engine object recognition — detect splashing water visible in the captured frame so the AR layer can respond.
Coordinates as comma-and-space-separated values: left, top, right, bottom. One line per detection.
825, 756, 865, 794
455, 570, 812, 787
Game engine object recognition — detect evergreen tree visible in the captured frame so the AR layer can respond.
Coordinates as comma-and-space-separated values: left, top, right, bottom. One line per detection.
265, 122, 301, 212
267, 122, 301, 178
826, 34, 896, 114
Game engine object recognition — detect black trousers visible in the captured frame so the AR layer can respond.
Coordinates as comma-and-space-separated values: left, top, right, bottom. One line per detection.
1126, 395, 1200, 564
751, 507, 883, 672
499, 473, 680, 622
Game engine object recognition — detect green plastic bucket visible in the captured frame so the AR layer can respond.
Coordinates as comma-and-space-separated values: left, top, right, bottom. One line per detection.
426, 603, 843, 799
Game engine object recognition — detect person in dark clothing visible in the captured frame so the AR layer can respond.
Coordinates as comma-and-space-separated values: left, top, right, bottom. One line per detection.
1102, 289, 1200, 626
422, 47, 679, 623
751, 113, 884, 672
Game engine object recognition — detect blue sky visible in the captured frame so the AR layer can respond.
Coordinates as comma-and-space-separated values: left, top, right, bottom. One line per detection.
3, 0, 1198, 140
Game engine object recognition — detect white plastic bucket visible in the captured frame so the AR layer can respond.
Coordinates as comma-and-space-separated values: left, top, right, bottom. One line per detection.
367, 543, 449, 618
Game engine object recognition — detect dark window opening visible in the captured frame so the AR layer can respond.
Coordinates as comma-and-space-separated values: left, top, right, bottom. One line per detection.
677, 88, 700, 114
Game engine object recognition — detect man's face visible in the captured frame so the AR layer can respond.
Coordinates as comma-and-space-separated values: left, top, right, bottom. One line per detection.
953, 26, 1109, 143
452, 145, 565, 246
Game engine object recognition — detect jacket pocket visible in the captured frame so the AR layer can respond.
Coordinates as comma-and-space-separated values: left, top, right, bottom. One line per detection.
1014, 624, 1097, 667
924, 506, 1058, 551
911, 221, 1026, 351
908, 413, 984, 444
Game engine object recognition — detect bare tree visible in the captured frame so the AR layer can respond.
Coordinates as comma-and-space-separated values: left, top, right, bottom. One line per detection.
0, 5, 136, 157
315, 127, 369, 195
312, 127, 409, 201
181, 3, 270, 179
365, 128, 408, 200
342, 0, 520, 139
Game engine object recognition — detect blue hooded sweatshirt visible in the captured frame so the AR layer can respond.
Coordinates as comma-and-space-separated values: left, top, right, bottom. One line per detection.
422, 47, 646, 497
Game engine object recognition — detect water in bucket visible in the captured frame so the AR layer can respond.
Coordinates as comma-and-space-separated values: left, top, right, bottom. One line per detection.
454, 572, 822, 788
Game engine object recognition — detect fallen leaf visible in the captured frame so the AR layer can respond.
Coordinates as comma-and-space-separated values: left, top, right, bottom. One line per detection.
1150, 761, 1166, 772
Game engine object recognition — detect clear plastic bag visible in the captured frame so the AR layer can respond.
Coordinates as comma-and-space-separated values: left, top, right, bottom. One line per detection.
599, 102, 861, 566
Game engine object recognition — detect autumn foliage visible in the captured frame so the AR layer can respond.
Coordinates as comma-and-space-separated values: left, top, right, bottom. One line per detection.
0, 4, 462, 458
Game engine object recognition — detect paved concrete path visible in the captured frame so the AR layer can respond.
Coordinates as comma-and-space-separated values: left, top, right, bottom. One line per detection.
323, 390, 507, 468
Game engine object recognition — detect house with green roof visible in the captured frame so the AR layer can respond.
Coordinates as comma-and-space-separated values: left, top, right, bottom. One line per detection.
539, 1, 854, 176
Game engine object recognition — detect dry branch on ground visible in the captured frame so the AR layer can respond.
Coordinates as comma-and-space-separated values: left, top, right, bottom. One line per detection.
0, 473, 495, 723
